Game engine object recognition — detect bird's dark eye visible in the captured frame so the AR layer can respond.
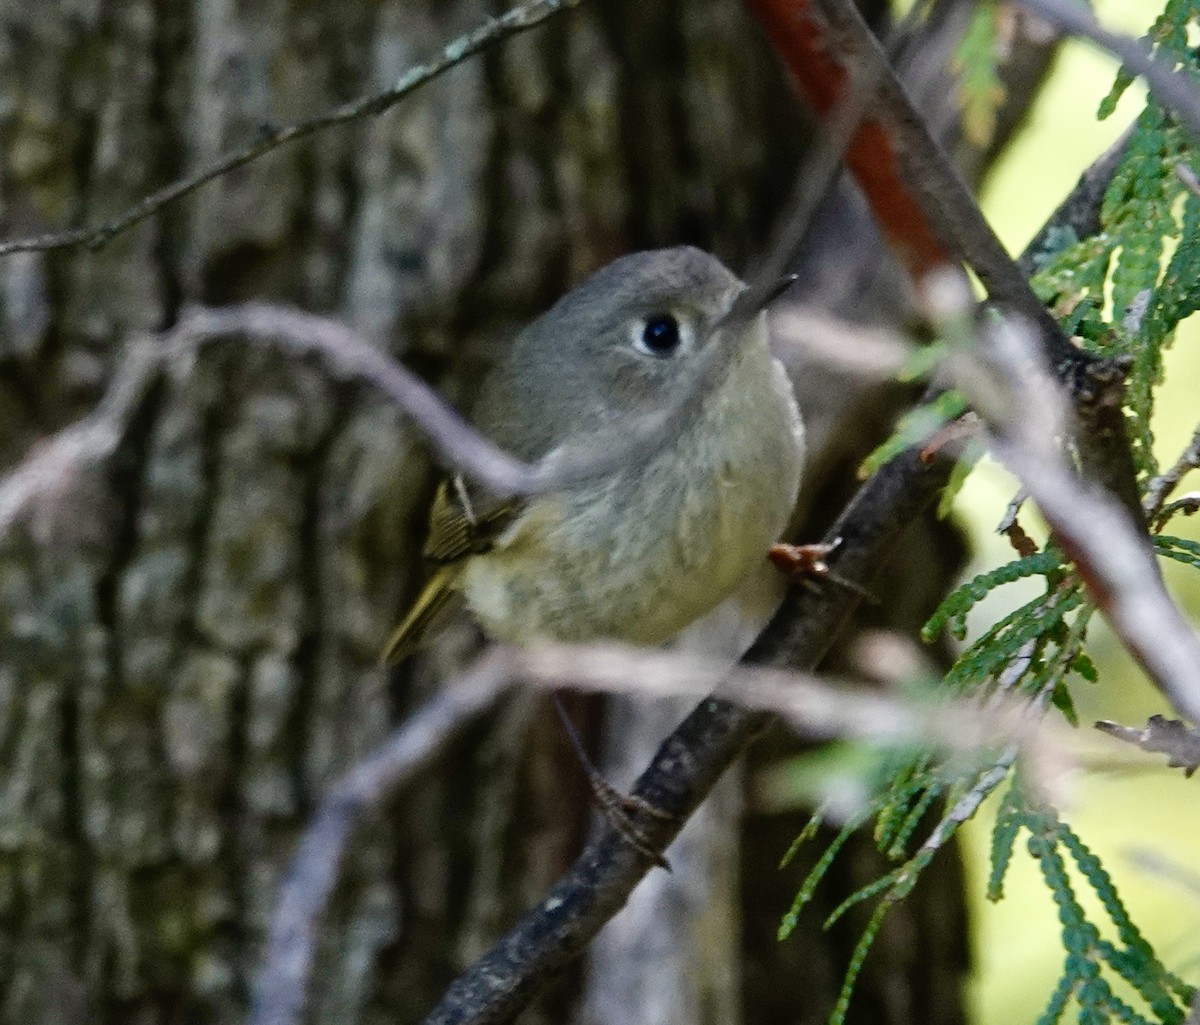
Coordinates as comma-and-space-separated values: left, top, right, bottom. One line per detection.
636, 314, 682, 357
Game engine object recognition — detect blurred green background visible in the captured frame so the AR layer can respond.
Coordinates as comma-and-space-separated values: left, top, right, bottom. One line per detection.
969, 5, 1200, 1022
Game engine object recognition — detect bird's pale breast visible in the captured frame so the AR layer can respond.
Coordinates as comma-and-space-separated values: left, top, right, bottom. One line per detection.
461, 330, 803, 645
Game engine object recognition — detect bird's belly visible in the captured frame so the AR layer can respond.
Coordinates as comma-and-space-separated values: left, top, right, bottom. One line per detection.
463, 488, 783, 644
462, 352, 803, 645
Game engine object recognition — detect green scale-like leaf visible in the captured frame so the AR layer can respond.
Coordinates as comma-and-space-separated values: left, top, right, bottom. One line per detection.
1155, 534, 1200, 571
943, 588, 1084, 695
922, 548, 1066, 643
986, 783, 1023, 902
953, 0, 1005, 147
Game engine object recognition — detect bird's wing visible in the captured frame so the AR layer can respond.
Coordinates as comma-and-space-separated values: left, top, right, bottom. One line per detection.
380, 477, 523, 665
379, 566, 463, 666
422, 476, 524, 565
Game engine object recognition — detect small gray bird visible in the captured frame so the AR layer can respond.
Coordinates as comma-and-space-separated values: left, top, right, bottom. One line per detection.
382, 245, 805, 664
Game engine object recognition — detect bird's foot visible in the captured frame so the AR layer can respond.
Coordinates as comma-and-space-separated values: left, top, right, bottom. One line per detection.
584, 769, 673, 871
768, 537, 875, 601
552, 695, 672, 870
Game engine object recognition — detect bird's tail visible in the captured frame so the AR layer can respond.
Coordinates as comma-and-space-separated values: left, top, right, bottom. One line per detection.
380, 567, 462, 666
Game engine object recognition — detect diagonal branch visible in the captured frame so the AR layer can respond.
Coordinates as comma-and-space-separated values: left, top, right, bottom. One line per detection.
936, 294, 1200, 725
1018, 126, 1135, 279
746, 0, 1066, 357
0, 0, 585, 258
418, 441, 956, 1025
744, 0, 1143, 522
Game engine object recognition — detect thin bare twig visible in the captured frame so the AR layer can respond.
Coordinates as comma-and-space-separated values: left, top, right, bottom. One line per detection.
1177, 163, 1200, 200
166, 305, 752, 498
251, 638, 1063, 1025
166, 306, 535, 494
1144, 421, 1200, 521
996, 490, 1039, 557
1094, 716, 1200, 776
515, 642, 1054, 757
250, 653, 513, 1025
768, 305, 914, 379
747, 0, 936, 287
1015, 0, 1200, 144
0, 307, 530, 537
804, 0, 1079, 367
935, 288, 1200, 727
0, 343, 159, 537
0, 301, 753, 537
0, 0, 584, 258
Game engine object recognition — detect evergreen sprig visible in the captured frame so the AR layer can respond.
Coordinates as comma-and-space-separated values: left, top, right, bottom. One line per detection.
921, 548, 1067, 642
779, 5, 1200, 1019
954, 0, 1005, 147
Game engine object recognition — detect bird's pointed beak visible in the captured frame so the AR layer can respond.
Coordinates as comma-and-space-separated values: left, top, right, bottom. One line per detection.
720, 274, 798, 327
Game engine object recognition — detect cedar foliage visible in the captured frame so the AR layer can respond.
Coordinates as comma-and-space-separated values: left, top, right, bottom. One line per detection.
783, 6, 1200, 1022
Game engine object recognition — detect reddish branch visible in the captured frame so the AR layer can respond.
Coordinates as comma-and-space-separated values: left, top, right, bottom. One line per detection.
743, 0, 951, 276
744, 0, 1143, 520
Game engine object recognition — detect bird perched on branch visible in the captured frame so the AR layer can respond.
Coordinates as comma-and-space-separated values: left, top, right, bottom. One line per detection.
382, 246, 806, 667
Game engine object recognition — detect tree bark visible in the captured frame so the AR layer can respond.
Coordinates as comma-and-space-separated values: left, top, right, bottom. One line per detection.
0, 1, 1041, 1022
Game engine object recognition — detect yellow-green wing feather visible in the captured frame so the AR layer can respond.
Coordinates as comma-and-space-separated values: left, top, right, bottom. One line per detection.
380, 566, 463, 665
422, 478, 523, 564
380, 478, 523, 665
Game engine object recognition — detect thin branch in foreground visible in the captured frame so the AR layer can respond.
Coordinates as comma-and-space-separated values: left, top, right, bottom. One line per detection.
0, 307, 533, 540
249, 654, 512, 1025
932, 279, 1200, 727
251, 638, 1064, 1025
0, 0, 584, 258
163, 305, 753, 499
0, 301, 753, 541
1145, 420, 1200, 521
0, 344, 159, 538
516, 643, 1055, 757
164, 306, 536, 495
769, 305, 914, 379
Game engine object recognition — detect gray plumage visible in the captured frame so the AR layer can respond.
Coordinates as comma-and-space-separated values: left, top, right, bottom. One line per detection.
382, 246, 804, 662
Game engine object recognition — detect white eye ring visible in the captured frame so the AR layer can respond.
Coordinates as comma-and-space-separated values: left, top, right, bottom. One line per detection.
631, 314, 692, 358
